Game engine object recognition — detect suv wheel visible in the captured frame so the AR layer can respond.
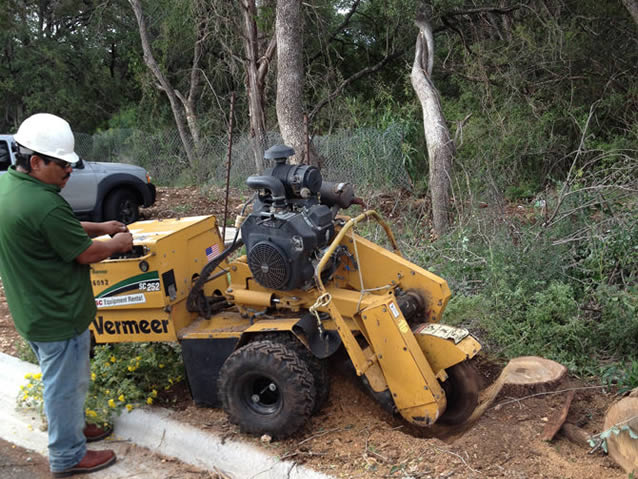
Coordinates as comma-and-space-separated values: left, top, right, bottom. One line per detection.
104, 188, 140, 224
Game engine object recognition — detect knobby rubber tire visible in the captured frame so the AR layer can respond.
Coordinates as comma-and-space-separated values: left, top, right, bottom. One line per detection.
307, 355, 330, 413
217, 340, 316, 439
253, 332, 331, 413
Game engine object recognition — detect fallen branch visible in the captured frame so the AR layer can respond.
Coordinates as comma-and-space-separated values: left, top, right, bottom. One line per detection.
273, 426, 350, 466
431, 446, 479, 474
297, 426, 349, 447
278, 450, 328, 461
494, 385, 608, 409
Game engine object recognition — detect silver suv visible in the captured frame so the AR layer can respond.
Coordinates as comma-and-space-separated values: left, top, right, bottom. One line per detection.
0, 134, 156, 224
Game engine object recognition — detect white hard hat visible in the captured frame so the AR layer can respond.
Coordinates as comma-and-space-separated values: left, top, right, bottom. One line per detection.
14, 113, 79, 164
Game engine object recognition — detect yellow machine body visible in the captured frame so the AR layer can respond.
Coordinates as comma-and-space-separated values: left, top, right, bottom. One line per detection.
90, 216, 228, 343
90, 212, 481, 429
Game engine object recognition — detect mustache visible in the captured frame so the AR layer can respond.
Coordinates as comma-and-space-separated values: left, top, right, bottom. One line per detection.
63, 173, 71, 180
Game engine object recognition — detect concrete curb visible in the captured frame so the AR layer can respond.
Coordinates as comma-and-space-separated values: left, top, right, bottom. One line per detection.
0, 353, 46, 456
0, 352, 333, 479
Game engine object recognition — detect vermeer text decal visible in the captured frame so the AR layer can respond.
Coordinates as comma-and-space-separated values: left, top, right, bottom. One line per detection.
92, 316, 170, 335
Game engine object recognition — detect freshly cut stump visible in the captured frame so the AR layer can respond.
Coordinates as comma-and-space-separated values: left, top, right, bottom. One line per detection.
603, 397, 638, 474
498, 356, 567, 397
468, 356, 567, 424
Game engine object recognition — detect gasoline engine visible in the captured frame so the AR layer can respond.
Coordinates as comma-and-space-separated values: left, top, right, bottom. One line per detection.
241, 144, 357, 291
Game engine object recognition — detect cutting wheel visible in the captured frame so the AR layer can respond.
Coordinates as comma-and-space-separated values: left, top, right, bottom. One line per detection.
439, 361, 481, 425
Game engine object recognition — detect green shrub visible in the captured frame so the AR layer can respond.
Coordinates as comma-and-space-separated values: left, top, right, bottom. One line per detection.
577, 221, 637, 287
602, 360, 638, 395
482, 281, 590, 370
16, 338, 38, 365
444, 294, 491, 328
589, 284, 638, 360
504, 182, 540, 201
402, 191, 636, 376
86, 342, 184, 425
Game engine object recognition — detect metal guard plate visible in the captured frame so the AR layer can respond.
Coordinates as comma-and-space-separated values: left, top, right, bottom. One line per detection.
415, 323, 470, 344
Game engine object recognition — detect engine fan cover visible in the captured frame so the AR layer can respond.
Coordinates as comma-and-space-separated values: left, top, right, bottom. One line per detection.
247, 241, 290, 290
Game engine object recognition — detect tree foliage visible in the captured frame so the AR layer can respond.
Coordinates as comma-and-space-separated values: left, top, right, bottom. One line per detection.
0, 0, 140, 132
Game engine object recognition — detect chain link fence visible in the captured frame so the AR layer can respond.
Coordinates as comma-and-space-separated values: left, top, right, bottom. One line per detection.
75, 125, 414, 193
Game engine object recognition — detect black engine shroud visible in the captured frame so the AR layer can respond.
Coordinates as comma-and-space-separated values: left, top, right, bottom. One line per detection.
240, 145, 354, 291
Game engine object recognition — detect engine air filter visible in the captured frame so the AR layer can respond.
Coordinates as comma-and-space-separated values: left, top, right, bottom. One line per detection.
247, 241, 290, 290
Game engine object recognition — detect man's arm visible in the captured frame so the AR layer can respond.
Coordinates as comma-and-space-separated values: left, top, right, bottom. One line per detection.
81, 220, 128, 238
76, 232, 134, 264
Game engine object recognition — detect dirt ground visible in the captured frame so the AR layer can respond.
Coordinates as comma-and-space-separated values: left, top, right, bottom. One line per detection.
0, 186, 629, 479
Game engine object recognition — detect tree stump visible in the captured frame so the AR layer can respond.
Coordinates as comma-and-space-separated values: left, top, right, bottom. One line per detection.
468, 356, 567, 424
499, 356, 567, 397
603, 397, 638, 474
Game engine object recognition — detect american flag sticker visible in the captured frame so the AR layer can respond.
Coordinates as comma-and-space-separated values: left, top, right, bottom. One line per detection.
205, 244, 220, 262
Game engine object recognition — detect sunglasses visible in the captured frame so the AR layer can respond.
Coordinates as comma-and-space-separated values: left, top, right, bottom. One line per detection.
43, 155, 72, 169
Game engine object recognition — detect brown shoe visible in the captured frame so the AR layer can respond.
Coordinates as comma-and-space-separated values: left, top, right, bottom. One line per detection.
52, 449, 116, 477
83, 423, 113, 442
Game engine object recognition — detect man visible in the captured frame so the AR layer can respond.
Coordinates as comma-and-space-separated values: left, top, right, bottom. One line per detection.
0, 113, 133, 477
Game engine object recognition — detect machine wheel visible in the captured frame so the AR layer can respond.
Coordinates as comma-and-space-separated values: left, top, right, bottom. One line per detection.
217, 340, 316, 438
439, 361, 480, 425
254, 333, 331, 413
104, 188, 140, 224
297, 348, 330, 413
310, 358, 331, 413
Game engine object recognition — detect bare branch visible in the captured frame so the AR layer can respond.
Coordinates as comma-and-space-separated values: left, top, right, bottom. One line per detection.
308, 49, 403, 122
128, 0, 197, 168
444, 4, 523, 18
621, 0, 638, 26
308, 0, 362, 63
454, 113, 473, 148
257, 35, 277, 87
543, 100, 600, 228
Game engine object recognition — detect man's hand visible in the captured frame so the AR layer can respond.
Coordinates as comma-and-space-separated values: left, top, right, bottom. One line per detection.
111, 232, 134, 253
76, 231, 134, 264
102, 220, 129, 236
81, 220, 129, 238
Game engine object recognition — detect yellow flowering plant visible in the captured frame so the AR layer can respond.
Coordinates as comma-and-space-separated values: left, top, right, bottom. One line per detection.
16, 372, 44, 416
18, 342, 184, 427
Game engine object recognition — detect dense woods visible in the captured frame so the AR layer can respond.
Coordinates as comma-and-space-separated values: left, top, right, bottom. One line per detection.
1, 1, 636, 383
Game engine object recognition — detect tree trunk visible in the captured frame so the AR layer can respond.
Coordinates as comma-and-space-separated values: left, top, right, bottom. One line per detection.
128, 0, 197, 170
241, 0, 271, 174
410, 17, 455, 236
275, 0, 317, 165
175, 25, 203, 159
622, 0, 638, 26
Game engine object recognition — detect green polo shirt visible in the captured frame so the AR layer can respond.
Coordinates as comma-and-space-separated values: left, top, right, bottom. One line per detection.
0, 167, 96, 341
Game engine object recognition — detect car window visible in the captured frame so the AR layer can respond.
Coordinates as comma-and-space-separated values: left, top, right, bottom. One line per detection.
0, 140, 11, 171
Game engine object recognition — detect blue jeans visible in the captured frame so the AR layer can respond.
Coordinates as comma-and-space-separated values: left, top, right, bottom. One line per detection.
29, 329, 90, 472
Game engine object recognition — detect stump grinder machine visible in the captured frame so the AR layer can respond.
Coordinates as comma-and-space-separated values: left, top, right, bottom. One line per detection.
90, 145, 482, 438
